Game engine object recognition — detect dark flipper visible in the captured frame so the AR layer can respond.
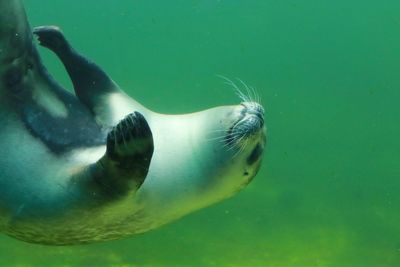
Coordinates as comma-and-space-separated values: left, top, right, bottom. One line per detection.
87, 112, 153, 198
33, 26, 121, 123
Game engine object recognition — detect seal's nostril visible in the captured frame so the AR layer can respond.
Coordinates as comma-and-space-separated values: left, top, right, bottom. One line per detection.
256, 112, 264, 126
253, 104, 265, 126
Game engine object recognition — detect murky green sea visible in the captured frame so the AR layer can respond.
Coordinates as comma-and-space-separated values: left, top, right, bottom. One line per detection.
1, 0, 400, 266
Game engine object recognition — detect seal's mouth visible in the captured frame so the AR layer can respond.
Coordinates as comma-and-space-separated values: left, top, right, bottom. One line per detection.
225, 102, 265, 147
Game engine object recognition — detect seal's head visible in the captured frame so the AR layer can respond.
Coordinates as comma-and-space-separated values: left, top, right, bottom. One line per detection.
134, 82, 267, 228
226, 101, 266, 177
201, 100, 266, 200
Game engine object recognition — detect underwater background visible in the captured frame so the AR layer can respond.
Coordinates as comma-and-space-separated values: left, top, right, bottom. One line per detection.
1, 0, 400, 266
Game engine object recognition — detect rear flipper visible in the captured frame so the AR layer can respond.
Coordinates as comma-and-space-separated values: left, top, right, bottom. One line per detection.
33, 26, 121, 127
87, 112, 153, 199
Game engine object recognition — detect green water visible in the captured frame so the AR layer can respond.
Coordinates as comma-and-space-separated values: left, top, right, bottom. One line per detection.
1, 0, 400, 266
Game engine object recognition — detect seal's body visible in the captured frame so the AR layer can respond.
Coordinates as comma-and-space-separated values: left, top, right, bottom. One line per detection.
0, 0, 266, 245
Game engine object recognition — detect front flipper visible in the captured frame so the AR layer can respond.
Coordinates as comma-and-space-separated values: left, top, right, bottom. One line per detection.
33, 26, 122, 127
87, 112, 153, 198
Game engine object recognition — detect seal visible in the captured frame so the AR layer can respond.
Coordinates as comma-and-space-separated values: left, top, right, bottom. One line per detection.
0, 0, 266, 245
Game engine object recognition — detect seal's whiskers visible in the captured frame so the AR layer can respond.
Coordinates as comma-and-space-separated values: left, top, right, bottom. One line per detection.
233, 139, 249, 158
217, 75, 261, 105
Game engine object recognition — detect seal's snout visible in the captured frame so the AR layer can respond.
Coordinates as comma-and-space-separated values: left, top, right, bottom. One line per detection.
242, 102, 265, 127
238, 102, 265, 135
